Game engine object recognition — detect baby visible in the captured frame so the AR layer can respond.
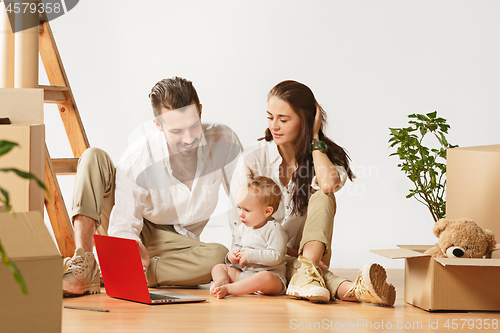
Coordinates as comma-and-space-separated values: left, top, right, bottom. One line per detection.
210, 173, 287, 298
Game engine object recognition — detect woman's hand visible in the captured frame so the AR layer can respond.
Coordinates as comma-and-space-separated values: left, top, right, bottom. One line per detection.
310, 103, 341, 193
313, 104, 323, 139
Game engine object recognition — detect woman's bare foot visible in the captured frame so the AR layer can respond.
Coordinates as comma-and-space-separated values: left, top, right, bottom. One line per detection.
214, 285, 230, 299
210, 279, 229, 295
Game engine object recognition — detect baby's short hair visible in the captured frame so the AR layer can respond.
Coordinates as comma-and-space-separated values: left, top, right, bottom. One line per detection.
246, 169, 282, 213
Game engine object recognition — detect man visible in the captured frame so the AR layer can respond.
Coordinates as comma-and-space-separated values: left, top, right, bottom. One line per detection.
63, 77, 242, 296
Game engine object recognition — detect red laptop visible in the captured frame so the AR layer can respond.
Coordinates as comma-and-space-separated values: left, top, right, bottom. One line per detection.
94, 234, 206, 304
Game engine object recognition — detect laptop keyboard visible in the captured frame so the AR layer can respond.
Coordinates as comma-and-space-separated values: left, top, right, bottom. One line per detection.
149, 293, 180, 301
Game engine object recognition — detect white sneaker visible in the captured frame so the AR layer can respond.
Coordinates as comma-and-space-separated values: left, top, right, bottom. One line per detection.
63, 248, 101, 297
344, 263, 396, 306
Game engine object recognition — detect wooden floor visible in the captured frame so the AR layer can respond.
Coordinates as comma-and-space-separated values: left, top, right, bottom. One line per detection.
62, 269, 498, 332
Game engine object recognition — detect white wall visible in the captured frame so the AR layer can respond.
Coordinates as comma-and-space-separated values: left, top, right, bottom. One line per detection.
42, 0, 500, 268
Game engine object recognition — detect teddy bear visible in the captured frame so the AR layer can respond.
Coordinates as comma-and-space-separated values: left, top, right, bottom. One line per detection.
424, 218, 496, 258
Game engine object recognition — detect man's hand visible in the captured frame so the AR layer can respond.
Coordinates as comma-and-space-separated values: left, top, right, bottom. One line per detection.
236, 250, 248, 266
137, 241, 150, 271
287, 247, 299, 257
227, 250, 240, 265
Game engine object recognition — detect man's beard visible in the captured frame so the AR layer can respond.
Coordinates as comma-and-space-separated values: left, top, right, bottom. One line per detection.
175, 139, 199, 157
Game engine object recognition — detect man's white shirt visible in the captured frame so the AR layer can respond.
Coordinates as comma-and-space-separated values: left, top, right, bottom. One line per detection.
108, 122, 242, 242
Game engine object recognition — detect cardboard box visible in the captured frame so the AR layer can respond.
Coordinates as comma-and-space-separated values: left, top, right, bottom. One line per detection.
447, 145, 500, 236
372, 246, 500, 311
0, 212, 62, 333
0, 124, 45, 215
0, 88, 44, 124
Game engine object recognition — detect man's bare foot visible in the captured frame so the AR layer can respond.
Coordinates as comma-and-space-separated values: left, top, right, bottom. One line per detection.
214, 285, 230, 299
210, 280, 228, 295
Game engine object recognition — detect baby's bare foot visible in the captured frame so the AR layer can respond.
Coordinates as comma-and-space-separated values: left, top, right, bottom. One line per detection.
210, 280, 227, 295
216, 285, 230, 299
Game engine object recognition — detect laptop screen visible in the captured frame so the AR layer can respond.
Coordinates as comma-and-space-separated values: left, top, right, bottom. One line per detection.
94, 234, 152, 303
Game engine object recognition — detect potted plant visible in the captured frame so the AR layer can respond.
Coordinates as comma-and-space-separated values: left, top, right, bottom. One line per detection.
389, 111, 458, 222
0, 140, 47, 295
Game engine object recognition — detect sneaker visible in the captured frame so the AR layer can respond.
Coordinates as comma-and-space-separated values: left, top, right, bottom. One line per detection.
343, 263, 396, 306
62, 248, 101, 297
62, 256, 73, 274
286, 256, 331, 303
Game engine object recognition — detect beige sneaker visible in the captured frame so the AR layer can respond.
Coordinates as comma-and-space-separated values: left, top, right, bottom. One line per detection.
344, 263, 396, 306
63, 248, 101, 297
286, 256, 331, 303
62, 256, 73, 274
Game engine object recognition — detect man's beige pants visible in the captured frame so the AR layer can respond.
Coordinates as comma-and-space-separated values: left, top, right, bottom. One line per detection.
286, 190, 349, 299
71, 147, 228, 287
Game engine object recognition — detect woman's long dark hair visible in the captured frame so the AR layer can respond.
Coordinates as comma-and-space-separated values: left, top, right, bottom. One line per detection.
264, 80, 355, 216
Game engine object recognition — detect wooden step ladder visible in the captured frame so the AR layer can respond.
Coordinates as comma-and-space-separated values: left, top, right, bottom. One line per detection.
39, 15, 89, 258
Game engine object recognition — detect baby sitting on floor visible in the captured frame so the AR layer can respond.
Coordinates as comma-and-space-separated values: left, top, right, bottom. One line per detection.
210, 172, 287, 298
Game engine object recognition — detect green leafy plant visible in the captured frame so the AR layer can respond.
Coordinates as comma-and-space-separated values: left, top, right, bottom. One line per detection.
0, 140, 47, 295
389, 111, 458, 222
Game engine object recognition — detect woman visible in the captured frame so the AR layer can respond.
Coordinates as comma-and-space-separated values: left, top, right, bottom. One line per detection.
229, 80, 395, 305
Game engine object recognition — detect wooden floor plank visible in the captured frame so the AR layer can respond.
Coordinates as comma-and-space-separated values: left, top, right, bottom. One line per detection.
61, 269, 498, 333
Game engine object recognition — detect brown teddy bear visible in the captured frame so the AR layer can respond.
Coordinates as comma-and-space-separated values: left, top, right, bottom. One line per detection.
424, 218, 496, 258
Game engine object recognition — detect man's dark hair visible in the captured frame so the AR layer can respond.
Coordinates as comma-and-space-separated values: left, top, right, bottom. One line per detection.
149, 77, 201, 117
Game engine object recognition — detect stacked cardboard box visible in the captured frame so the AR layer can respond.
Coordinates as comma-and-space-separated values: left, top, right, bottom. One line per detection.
0, 212, 62, 332
0, 88, 45, 215
0, 88, 61, 331
0, 88, 44, 124
447, 145, 500, 236
0, 124, 45, 214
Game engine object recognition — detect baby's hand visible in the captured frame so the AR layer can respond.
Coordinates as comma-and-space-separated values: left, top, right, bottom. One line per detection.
237, 250, 248, 266
228, 250, 240, 265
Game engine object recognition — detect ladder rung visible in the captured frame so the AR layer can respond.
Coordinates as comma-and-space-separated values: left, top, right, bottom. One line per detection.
52, 158, 78, 175
40, 85, 69, 104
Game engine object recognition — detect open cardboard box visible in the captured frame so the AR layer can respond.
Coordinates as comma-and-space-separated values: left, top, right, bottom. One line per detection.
372, 245, 500, 311
0, 212, 62, 332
